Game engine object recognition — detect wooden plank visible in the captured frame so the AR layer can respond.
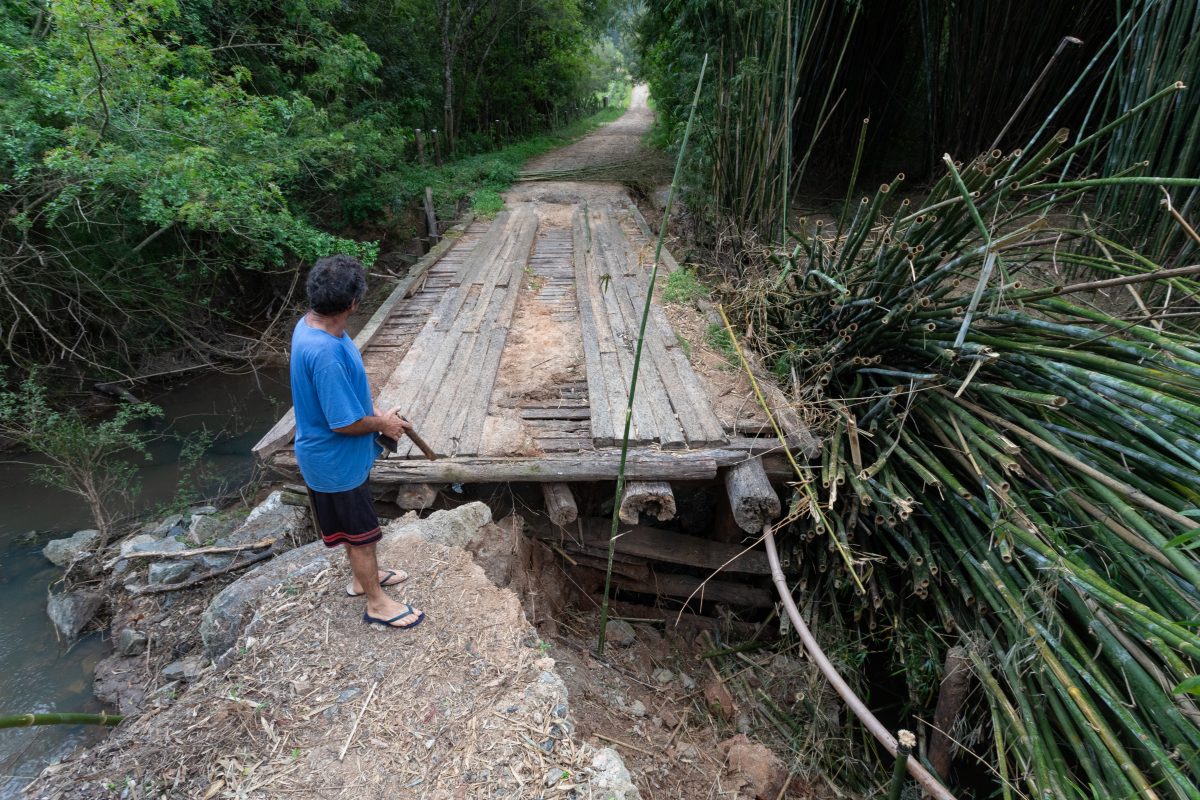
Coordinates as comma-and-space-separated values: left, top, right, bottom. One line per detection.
606, 213, 724, 446
521, 407, 591, 420
573, 208, 616, 446
593, 209, 683, 447
260, 445, 730, 483
253, 213, 475, 458
612, 572, 774, 608
575, 517, 771, 575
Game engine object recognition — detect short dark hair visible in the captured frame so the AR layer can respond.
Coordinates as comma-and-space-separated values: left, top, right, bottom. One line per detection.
307, 255, 367, 315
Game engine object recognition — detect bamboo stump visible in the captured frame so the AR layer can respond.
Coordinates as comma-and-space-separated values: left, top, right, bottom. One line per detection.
618, 481, 676, 524
928, 645, 970, 780
724, 457, 781, 532
542, 483, 578, 527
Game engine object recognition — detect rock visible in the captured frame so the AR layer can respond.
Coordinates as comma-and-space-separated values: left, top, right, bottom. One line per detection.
190, 505, 218, 516
627, 699, 646, 718
544, 767, 567, 788
200, 541, 336, 662
161, 654, 207, 682
704, 678, 735, 721
93, 655, 146, 713
42, 529, 100, 567
383, 501, 492, 549
47, 590, 103, 640
187, 514, 223, 546
586, 748, 641, 800
225, 491, 303, 550
150, 514, 184, 537
673, 743, 699, 762
652, 668, 674, 686
719, 734, 788, 800
119, 534, 158, 557
395, 483, 438, 510
197, 553, 234, 571
607, 619, 637, 647
148, 560, 195, 585
678, 671, 696, 691
116, 628, 148, 657
661, 708, 680, 729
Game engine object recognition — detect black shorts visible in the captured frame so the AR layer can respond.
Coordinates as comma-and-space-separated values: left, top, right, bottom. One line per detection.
307, 479, 382, 548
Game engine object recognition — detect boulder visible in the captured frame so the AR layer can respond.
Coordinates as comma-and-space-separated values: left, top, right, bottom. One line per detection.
189, 505, 219, 516
43, 529, 100, 567
148, 560, 195, 585
719, 734, 788, 800
47, 590, 103, 640
116, 628, 148, 657
119, 534, 159, 557
186, 513, 223, 546
200, 541, 334, 662
384, 502, 492, 549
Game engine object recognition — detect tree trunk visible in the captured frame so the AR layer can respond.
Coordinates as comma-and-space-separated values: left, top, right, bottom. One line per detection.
439, 4, 456, 152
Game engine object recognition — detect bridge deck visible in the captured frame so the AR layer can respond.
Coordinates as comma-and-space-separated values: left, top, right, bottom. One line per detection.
255, 199, 812, 485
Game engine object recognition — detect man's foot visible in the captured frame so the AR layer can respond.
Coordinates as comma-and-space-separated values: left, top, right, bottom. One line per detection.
362, 600, 425, 630
345, 568, 409, 597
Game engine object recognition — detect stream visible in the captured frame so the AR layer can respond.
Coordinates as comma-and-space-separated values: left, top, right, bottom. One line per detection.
0, 368, 288, 798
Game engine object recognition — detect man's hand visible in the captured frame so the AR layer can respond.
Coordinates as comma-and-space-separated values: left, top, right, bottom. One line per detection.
332, 408, 414, 438
379, 407, 413, 440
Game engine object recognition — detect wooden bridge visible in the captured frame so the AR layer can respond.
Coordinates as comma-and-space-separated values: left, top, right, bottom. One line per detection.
254, 113, 815, 607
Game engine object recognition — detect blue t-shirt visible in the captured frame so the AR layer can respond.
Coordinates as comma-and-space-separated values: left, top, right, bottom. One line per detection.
290, 317, 377, 492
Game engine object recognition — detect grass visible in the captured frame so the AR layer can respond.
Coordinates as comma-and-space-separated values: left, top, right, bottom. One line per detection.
705, 323, 736, 364
662, 266, 707, 305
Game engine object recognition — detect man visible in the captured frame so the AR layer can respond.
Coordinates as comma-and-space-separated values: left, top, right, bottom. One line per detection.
290, 254, 424, 630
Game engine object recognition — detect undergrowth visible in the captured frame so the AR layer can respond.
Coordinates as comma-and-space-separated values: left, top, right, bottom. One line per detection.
662, 266, 707, 305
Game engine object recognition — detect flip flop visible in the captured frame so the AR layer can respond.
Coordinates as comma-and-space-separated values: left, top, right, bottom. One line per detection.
362, 605, 425, 630
345, 569, 409, 597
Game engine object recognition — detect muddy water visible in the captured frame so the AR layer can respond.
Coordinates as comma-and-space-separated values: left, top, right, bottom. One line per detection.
0, 368, 288, 798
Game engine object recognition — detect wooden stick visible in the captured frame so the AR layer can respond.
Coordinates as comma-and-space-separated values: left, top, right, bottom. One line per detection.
128, 550, 274, 594
104, 537, 276, 570
338, 681, 378, 761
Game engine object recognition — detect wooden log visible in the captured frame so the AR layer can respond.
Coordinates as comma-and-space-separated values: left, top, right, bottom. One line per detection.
252, 213, 475, 459
542, 483, 578, 527
424, 186, 438, 243
619, 480, 676, 524
612, 572, 773, 608
395, 483, 438, 510
723, 457, 782, 533
575, 517, 770, 575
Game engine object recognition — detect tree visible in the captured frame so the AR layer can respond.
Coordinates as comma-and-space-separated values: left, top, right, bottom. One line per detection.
0, 372, 161, 550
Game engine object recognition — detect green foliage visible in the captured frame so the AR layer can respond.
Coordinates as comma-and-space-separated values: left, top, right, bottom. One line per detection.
705, 323, 735, 363
0, 370, 162, 547
0, 0, 625, 373
470, 188, 505, 217
661, 266, 707, 305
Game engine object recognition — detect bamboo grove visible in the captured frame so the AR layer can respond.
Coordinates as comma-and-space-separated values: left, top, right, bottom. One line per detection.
639, 0, 1199, 266
727, 83, 1200, 795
